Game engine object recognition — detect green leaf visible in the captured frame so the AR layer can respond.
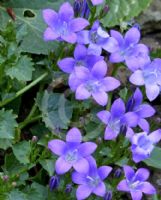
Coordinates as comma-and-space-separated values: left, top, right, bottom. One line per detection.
39, 159, 54, 176
6, 55, 34, 82
12, 141, 31, 164
101, 0, 152, 27
0, 0, 74, 54
144, 147, 161, 169
7, 189, 26, 200
36, 91, 73, 130
0, 139, 12, 150
0, 109, 17, 139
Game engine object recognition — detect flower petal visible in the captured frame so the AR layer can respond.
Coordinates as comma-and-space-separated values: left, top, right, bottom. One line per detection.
110, 52, 124, 63
68, 72, 82, 91
136, 104, 155, 118
104, 126, 118, 140
61, 32, 77, 44
110, 30, 124, 47
138, 118, 149, 132
111, 98, 125, 118
93, 182, 106, 197
103, 37, 119, 53
55, 157, 72, 174
129, 70, 144, 86
145, 84, 160, 101
97, 110, 111, 125
121, 112, 139, 127
76, 84, 91, 100
76, 185, 92, 200
74, 44, 87, 60
101, 77, 120, 92
91, 60, 107, 78
123, 165, 135, 181
59, 2, 74, 21
43, 9, 58, 27
77, 30, 90, 44
70, 18, 89, 32
48, 139, 66, 156
43, 27, 59, 41
72, 172, 86, 184
117, 180, 130, 192
98, 166, 112, 180
92, 91, 108, 106
91, 0, 104, 5
133, 88, 143, 107
135, 168, 150, 181
88, 43, 102, 55
78, 142, 97, 157
57, 58, 75, 73
73, 158, 89, 173
66, 127, 82, 143
125, 27, 140, 45
74, 66, 89, 80
141, 182, 156, 194
149, 129, 161, 143
130, 191, 142, 200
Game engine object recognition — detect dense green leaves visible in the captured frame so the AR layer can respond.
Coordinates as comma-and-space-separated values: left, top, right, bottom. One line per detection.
36, 90, 73, 130
0, 109, 17, 139
101, 0, 152, 27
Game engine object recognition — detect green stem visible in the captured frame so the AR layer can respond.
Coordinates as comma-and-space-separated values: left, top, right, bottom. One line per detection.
0, 72, 48, 107
19, 115, 42, 129
26, 102, 37, 121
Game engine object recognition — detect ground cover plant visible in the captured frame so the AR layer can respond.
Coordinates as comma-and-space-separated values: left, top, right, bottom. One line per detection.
0, 0, 161, 199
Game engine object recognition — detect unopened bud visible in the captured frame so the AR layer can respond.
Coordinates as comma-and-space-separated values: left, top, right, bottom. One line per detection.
12, 182, 17, 187
2, 175, 9, 182
32, 135, 38, 142
65, 184, 73, 193
114, 168, 122, 178
49, 175, 60, 191
104, 191, 112, 200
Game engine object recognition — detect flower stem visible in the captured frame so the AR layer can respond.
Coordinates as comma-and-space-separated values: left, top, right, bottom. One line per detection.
0, 72, 48, 107
19, 115, 42, 129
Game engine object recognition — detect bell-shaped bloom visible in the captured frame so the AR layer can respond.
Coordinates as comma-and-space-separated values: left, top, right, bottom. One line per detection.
97, 98, 138, 140
43, 2, 89, 43
117, 166, 156, 200
77, 20, 118, 55
69, 60, 120, 106
72, 156, 112, 199
57, 44, 103, 73
126, 88, 155, 132
48, 128, 97, 174
130, 129, 161, 163
108, 27, 150, 71
130, 58, 161, 101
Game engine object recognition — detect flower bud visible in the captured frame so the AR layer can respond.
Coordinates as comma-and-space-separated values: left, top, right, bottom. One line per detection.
2, 175, 9, 182
114, 168, 122, 178
32, 135, 38, 142
65, 184, 73, 193
104, 191, 112, 200
49, 175, 60, 191
74, 0, 90, 19
12, 182, 17, 187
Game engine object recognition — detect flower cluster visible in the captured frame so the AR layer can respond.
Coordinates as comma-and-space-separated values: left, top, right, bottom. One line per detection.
43, 1, 161, 200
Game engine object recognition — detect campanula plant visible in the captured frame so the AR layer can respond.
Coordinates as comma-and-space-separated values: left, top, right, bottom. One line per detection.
0, 0, 161, 199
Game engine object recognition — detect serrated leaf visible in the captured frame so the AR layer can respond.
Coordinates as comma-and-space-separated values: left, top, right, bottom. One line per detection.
39, 159, 54, 176
36, 91, 73, 130
12, 141, 31, 164
0, 109, 17, 139
144, 147, 161, 169
6, 55, 34, 82
0, 0, 74, 54
101, 0, 152, 27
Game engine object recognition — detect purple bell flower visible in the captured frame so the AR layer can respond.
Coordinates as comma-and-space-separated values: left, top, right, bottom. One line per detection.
130, 129, 161, 163
130, 58, 161, 101
117, 166, 156, 200
57, 44, 103, 73
42, 2, 89, 43
97, 98, 138, 140
77, 20, 118, 55
109, 27, 150, 71
68, 60, 120, 106
126, 88, 155, 132
48, 127, 97, 174
72, 156, 112, 199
